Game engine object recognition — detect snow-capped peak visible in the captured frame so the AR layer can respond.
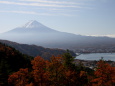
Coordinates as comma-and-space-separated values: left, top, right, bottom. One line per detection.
23, 20, 44, 28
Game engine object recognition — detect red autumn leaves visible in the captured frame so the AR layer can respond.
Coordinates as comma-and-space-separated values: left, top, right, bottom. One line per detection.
8, 56, 115, 86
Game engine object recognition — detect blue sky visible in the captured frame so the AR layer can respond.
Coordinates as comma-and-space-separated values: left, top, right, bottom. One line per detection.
0, 0, 115, 37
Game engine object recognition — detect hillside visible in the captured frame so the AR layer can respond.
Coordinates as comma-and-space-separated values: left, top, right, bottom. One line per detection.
0, 42, 33, 85
0, 40, 76, 60
0, 41, 75, 85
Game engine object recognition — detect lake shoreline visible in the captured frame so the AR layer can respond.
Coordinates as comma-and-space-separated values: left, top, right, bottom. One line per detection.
75, 53, 115, 61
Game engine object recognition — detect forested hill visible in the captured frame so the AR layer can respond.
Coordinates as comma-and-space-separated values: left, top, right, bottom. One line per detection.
0, 42, 33, 85
0, 40, 76, 59
0, 42, 115, 86
0, 41, 74, 85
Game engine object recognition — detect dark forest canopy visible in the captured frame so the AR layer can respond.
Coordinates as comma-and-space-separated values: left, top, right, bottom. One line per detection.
0, 42, 33, 85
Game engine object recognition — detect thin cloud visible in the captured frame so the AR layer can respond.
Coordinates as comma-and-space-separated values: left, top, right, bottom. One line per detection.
71, 0, 94, 1
0, 10, 36, 14
0, 1, 83, 8
0, 10, 75, 16
19, 0, 83, 5
106, 35, 115, 38
0, 1, 92, 17
36, 8, 80, 12
49, 8, 80, 12
87, 34, 115, 38
0, 10, 51, 15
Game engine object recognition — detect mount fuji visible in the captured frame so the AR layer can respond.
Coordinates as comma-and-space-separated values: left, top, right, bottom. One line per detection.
1, 20, 115, 49
5, 20, 57, 33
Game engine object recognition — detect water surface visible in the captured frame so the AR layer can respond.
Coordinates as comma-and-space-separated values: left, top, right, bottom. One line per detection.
76, 53, 115, 61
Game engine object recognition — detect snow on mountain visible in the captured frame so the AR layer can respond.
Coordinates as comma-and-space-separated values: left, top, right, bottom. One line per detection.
4, 20, 58, 33
22, 20, 46, 29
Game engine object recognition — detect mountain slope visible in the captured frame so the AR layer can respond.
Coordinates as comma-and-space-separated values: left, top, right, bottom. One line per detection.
0, 42, 32, 85
1, 20, 115, 49
0, 40, 76, 59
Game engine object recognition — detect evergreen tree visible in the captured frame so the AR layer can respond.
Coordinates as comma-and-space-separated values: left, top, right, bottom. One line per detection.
62, 50, 76, 70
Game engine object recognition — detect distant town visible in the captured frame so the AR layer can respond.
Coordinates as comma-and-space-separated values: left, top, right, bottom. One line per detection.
72, 45, 115, 54
74, 59, 115, 70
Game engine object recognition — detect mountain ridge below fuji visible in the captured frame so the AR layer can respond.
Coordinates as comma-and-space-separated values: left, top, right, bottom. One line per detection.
0, 39, 76, 59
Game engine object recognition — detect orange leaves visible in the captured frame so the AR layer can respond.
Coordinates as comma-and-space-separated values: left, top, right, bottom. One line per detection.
65, 70, 76, 83
80, 71, 87, 77
8, 68, 29, 86
8, 55, 88, 86
91, 60, 115, 86
31, 56, 46, 70
31, 56, 49, 86
25, 82, 34, 86
48, 56, 64, 72
46, 56, 65, 85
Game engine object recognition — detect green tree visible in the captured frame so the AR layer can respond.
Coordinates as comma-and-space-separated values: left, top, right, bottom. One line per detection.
63, 50, 75, 70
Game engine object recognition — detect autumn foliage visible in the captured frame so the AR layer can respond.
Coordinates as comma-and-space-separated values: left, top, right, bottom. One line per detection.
8, 68, 29, 86
8, 55, 115, 86
31, 56, 49, 86
91, 60, 115, 86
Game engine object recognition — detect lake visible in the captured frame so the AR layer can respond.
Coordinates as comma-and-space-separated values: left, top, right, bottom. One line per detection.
76, 53, 115, 61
